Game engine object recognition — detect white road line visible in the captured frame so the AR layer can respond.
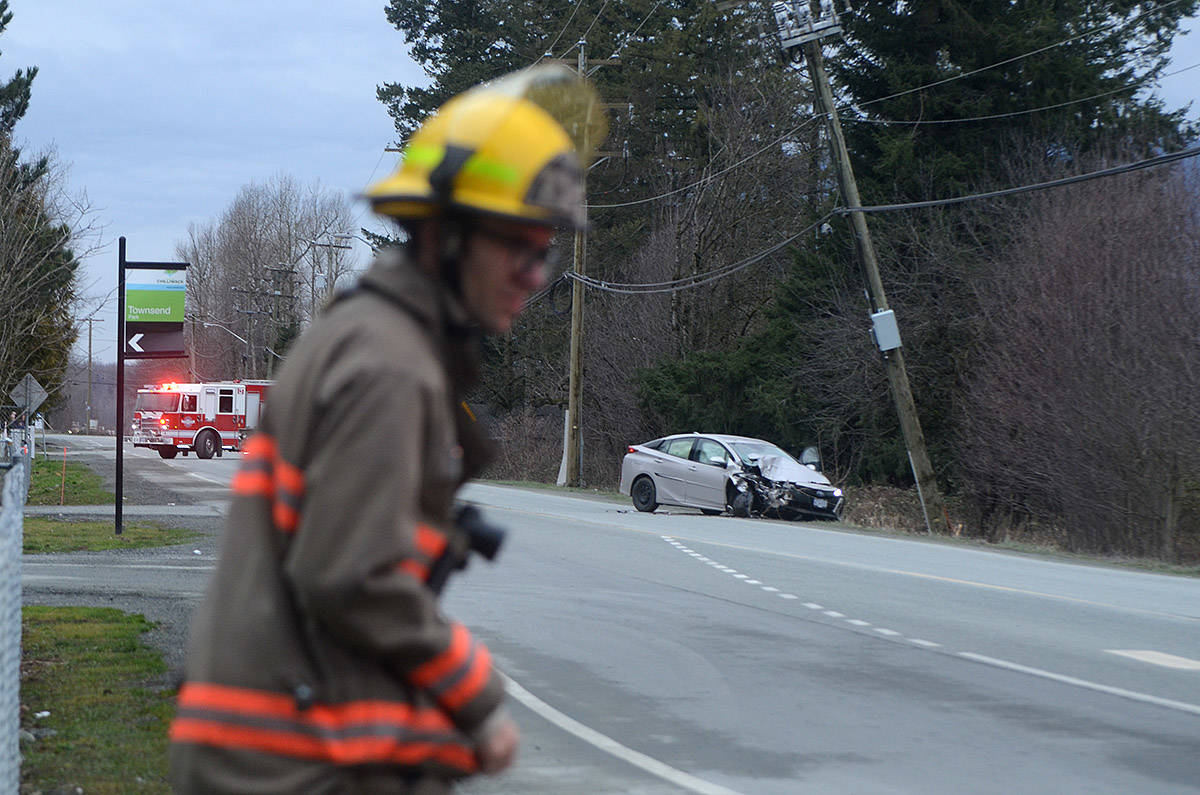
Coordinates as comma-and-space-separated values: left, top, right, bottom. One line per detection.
1106, 650, 1200, 671
957, 652, 1200, 717
22, 563, 215, 572
658, 536, 947, 653
499, 672, 743, 795
188, 472, 228, 486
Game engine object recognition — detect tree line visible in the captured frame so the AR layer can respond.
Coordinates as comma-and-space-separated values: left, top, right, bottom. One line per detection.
377, 0, 1200, 562
0, 0, 86, 419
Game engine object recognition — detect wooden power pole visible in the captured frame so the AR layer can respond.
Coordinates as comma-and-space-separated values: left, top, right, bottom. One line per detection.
769, 1, 950, 532
564, 37, 588, 486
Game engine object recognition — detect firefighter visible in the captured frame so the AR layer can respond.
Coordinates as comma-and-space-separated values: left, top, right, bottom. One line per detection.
170, 66, 604, 793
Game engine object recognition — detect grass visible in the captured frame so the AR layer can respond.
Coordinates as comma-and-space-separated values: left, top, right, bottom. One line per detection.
23, 518, 200, 554
28, 456, 114, 506
20, 606, 174, 794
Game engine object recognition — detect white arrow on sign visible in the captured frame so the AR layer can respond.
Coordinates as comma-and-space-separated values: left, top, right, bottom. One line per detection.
128, 333, 144, 352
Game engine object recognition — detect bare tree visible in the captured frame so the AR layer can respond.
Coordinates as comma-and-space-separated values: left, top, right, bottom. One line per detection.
956, 162, 1200, 561
175, 174, 359, 380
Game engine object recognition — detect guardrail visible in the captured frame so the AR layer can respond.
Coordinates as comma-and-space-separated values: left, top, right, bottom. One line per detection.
0, 448, 28, 791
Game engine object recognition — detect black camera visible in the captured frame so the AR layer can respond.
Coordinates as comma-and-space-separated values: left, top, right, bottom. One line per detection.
426, 504, 506, 594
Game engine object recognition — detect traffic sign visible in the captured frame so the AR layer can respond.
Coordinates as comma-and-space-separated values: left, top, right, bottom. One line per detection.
9, 373, 47, 413
124, 322, 185, 359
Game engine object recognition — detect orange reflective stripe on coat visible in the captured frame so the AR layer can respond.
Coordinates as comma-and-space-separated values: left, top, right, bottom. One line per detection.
231, 433, 305, 533
408, 623, 493, 712
170, 682, 477, 773
392, 523, 448, 582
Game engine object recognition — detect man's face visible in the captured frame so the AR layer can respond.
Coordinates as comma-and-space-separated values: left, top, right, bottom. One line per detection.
458, 220, 553, 334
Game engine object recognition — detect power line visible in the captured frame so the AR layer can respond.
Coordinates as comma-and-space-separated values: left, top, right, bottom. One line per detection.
849, 61, 1200, 127
849, 0, 1195, 113
557, 0, 612, 59
591, 0, 1195, 210
593, 0, 666, 73
838, 145, 1200, 214
534, 0, 586, 66
589, 117, 824, 209
565, 213, 836, 294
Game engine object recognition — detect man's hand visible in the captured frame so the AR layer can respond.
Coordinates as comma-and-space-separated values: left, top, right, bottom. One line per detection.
475, 709, 520, 774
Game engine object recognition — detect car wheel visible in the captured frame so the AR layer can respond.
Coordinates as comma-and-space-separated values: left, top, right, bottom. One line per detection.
157, 447, 178, 459
195, 430, 218, 460
631, 476, 658, 512
730, 491, 752, 518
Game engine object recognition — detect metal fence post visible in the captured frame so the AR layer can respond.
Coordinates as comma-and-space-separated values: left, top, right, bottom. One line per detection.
0, 447, 29, 791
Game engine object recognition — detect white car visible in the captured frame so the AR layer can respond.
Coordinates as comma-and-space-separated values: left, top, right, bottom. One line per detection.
619, 433, 844, 520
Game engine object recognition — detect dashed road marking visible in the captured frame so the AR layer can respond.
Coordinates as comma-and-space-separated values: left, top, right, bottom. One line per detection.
659, 535, 1200, 716
662, 536, 939, 649
1106, 650, 1200, 670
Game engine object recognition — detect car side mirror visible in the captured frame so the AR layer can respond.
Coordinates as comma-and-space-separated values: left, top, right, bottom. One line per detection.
707, 456, 726, 466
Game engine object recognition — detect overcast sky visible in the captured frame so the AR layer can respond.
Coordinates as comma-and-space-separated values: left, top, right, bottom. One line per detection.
4, 3, 1198, 365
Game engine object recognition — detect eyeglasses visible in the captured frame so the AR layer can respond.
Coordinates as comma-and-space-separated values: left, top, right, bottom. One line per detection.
473, 227, 559, 275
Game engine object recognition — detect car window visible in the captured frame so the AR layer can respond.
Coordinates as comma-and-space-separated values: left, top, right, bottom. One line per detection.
730, 440, 793, 463
643, 438, 665, 450
663, 438, 695, 459
692, 438, 729, 467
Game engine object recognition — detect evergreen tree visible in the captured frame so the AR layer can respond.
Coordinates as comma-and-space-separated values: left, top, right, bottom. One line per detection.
0, 1, 79, 407
833, 0, 1198, 201
377, 1, 825, 481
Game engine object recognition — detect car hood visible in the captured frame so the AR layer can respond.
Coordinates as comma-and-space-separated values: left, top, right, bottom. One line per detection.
755, 454, 833, 488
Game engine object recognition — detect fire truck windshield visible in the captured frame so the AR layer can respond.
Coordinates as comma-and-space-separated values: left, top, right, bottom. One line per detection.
135, 392, 180, 413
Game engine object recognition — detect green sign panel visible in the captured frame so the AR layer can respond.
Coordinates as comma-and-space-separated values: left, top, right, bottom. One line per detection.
124, 268, 186, 323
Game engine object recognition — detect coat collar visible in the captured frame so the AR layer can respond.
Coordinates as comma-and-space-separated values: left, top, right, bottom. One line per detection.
358, 246, 473, 336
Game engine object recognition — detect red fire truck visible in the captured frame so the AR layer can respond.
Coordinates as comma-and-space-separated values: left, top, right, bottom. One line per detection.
130, 380, 272, 459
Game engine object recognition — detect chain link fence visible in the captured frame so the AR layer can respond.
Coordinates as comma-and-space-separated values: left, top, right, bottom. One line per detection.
0, 443, 29, 792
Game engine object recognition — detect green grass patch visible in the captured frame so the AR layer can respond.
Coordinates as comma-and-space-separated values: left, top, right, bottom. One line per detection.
23, 518, 199, 554
29, 456, 114, 505
21, 606, 173, 794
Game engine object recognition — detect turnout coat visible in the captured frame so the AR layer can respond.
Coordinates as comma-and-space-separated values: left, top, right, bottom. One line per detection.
170, 250, 504, 793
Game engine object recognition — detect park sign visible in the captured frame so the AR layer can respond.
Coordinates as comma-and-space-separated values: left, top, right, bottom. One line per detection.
125, 268, 186, 324
119, 240, 188, 360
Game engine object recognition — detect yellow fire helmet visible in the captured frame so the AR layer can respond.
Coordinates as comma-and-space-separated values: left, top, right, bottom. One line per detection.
365, 65, 607, 231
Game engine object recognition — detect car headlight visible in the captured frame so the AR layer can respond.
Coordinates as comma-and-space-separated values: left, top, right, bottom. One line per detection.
833, 488, 843, 498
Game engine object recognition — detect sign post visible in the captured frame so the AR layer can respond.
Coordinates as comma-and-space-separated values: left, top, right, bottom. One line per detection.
116, 237, 189, 534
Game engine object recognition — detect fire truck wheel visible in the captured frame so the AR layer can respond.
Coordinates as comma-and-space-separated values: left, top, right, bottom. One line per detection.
157, 447, 178, 459
196, 430, 218, 460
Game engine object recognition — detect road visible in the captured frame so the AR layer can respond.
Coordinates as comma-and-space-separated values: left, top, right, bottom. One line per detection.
23, 434, 1200, 793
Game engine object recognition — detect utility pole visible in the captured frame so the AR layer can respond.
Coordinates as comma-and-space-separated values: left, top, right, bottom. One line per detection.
563, 40, 591, 486
83, 316, 96, 434
773, 0, 950, 532
559, 41, 622, 486
265, 264, 297, 378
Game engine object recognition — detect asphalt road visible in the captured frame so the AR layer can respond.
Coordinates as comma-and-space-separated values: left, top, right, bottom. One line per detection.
21, 434, 1200, 793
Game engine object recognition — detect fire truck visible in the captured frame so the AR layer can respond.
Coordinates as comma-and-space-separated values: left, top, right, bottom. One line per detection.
130, 380, 272, 459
